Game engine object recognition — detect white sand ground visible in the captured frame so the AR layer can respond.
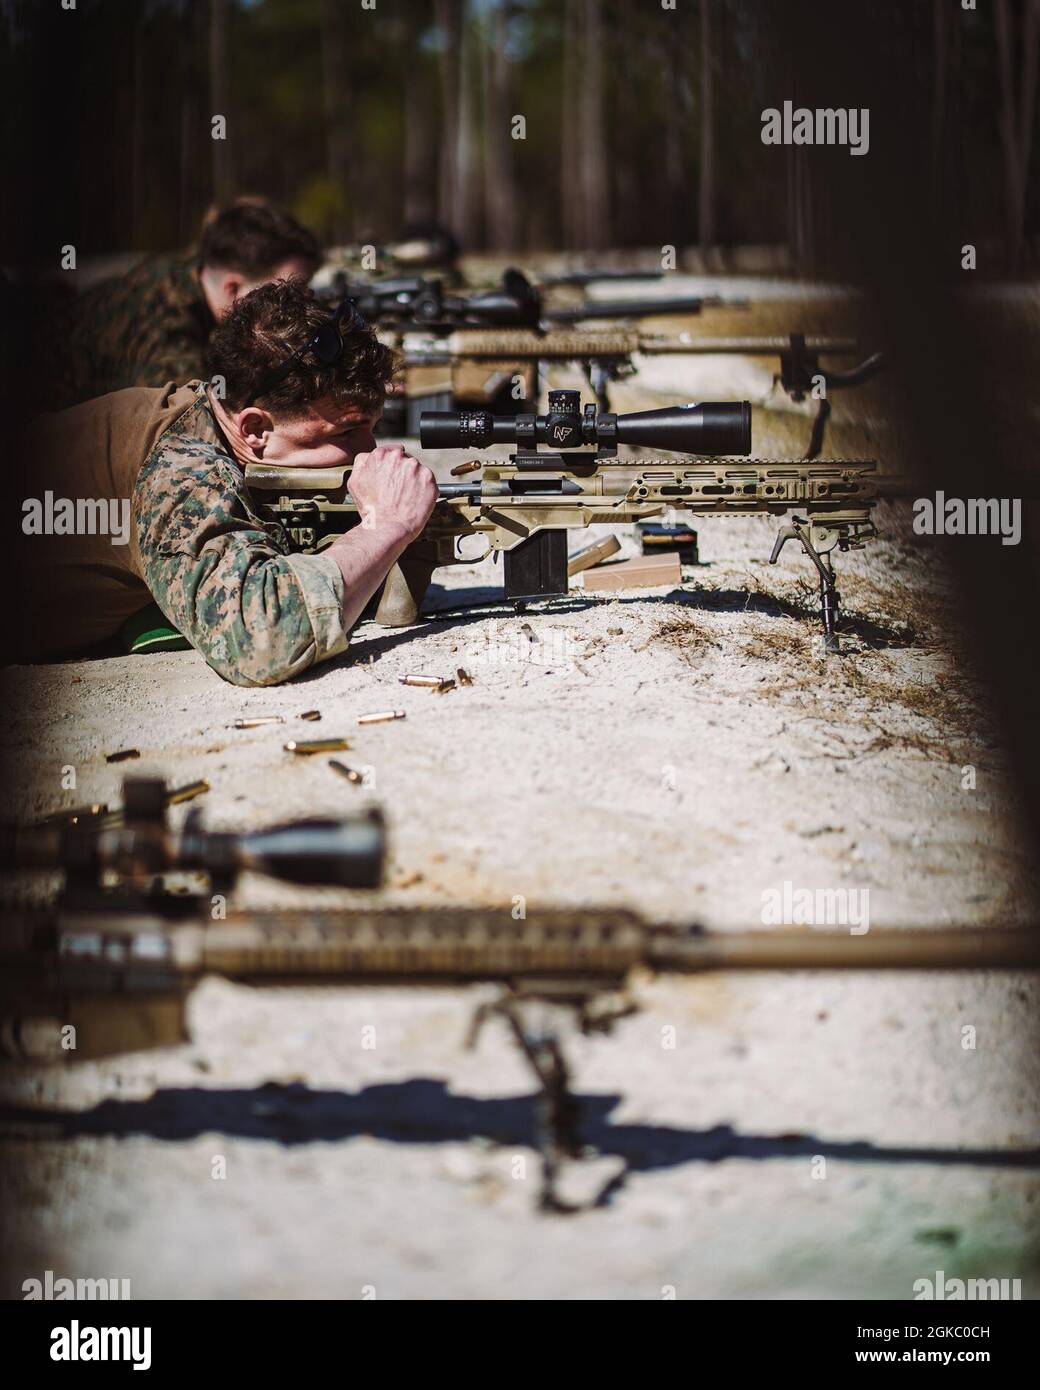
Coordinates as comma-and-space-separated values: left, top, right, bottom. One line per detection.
1, 282, 1038, 1300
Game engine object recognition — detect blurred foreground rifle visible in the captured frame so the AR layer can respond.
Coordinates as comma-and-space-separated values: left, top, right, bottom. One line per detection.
247, 392, 916, 651
2, 778, 1038, 1210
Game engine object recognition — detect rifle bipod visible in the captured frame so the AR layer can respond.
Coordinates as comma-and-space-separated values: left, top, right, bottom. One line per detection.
466, 984, 636, 1212
770, 515, 866, 653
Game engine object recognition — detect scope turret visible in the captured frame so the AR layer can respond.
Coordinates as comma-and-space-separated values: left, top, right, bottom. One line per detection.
420, 389, 752, 456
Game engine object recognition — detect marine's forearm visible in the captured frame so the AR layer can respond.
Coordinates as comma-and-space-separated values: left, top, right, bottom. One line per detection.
326, 519, 418, 631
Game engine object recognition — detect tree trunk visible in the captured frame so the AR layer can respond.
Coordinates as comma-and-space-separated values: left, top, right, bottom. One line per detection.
662, 24, 685, 244
781, 24, 815, 273
403, 10, 435, 226
787, 145, 815, 272
321, 0, 353, 244
613, 0, 640, 245
455, 2, 480, 244
209, 0, 232, 206
483, 2, 516, 250
179, 3, 206, 246
435, 0, 462, 237
994, 0, 1040, 269
930, 0, 948, 215
699, 0, 716, 252
579, 0, 609, 248
562, 0, 581, 247
132, 15, 148, 249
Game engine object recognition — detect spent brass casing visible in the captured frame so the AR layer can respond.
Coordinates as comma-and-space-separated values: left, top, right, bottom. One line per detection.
432, 679, 456, 694
399, 675, 444, 688
299, 710, 322, 721
329, 760, 364, 784
35, 803, 109, 828
284, 738, 352, 754
456, 668, 473, 686
450, 460, 481, 477
233, 716, 285, 729
106, 748, 140, 763
94, 780, 211, 830
357, 710, 406, 725
166, 780, 210, 805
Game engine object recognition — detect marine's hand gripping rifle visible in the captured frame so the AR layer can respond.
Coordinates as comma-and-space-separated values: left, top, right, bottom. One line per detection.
248, 392, 912, 650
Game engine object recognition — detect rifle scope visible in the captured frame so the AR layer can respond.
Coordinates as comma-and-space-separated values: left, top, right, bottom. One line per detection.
420, 389, 752, 456
0, 788, 385, 890
178, 813, 385, 888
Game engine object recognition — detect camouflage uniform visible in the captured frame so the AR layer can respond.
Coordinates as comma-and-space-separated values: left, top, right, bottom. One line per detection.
132, 386, 350, 686
46, 255, 213, 411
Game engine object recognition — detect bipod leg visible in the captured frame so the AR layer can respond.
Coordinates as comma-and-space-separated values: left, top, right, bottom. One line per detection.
769, 518, 842, 653
467, 993, 583, 1213
817, 549, 840, 652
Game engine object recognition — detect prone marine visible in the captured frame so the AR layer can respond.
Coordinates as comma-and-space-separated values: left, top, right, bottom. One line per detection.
37, 200, 323, 413
19, 280, 438, 685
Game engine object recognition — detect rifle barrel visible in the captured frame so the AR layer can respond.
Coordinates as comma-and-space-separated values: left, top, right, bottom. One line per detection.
643, 334, 858, 355
404, 331, 861, 362
541, 269, 666, 287
201, 919, 1040, 981
7, 913, 1034, 989
650, 927, 1040, 974
545, 296, 720, 323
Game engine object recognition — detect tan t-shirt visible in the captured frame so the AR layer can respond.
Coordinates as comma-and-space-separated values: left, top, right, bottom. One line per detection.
19, 381, 351, 685
19, 383, 204, 657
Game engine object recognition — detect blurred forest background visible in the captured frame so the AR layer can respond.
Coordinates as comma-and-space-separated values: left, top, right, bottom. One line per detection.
2, 0, 1038, 272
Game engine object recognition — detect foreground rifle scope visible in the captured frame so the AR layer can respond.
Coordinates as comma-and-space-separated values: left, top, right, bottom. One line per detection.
420, 389, 753, 456
0, 778, 385, 890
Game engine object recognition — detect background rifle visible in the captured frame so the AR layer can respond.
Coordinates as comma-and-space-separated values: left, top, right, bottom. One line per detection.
324, 267, 743, 332
537, 268, 668, 288
403, 328, 883, 452
326, 269, 880, 452
247, 393, 916, 650
2, 781, 1037, 1210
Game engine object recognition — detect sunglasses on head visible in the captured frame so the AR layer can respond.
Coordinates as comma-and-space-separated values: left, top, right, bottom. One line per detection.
248, 299, 367, 405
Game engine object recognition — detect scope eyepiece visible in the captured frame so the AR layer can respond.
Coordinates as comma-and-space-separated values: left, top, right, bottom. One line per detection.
420, 398, 752, 457
419, 409, 502, 450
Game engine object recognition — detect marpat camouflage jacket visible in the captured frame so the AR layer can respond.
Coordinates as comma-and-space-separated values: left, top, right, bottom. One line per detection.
133, 385, 349, 686
48, 255, 214, 410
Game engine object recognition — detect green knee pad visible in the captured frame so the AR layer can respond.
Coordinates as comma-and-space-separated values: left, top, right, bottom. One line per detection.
120, 603, 191, 654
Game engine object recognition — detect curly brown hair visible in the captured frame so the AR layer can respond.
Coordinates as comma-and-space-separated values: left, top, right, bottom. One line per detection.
207, 279, 397, 419
199, 201, 322, 280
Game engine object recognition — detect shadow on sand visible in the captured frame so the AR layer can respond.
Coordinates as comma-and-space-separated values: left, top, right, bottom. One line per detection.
2, 1079, 1033, 1208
